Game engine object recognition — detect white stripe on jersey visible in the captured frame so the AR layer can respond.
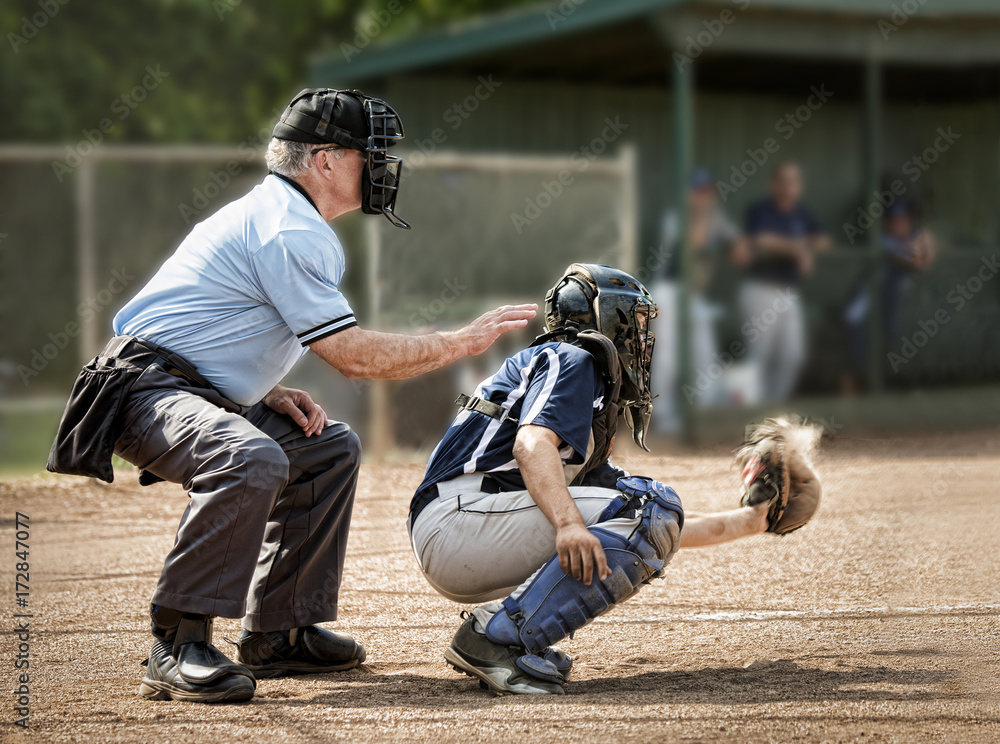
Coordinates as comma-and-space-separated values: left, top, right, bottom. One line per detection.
520, 348, 561, 426
463, 348, 558, 474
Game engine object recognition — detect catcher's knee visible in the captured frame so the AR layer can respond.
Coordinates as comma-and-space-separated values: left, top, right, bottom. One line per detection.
616, 476, 684, 571
636, 494, 682, 570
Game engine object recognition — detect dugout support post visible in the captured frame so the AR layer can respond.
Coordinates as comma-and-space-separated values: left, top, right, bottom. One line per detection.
864, 54, 884, 393
76, 158, 99, 365
671, 52, 695, 443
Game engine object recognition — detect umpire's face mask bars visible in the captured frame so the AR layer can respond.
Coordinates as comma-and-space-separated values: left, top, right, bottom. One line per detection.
361, 97, 410, 229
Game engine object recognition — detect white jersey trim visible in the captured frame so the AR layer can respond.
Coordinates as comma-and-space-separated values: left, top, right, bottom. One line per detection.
520, 347, 560, 426
462, 349, 555, 475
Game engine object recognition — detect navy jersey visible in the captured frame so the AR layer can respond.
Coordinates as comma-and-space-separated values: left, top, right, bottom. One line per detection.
744, 198, 826, 286
410, 342, 611, 520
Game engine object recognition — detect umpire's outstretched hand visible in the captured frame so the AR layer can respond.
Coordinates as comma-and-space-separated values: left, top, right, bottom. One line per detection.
309, 304, 537, 381
459, 304, 538, 356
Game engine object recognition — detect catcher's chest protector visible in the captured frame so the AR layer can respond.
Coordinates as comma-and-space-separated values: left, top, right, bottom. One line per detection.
570, 331, 623, 486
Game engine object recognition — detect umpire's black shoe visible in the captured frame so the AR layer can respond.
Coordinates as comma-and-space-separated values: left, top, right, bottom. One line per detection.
235, 625, 366, 678
140, 608, 256, 704
444, 607, 564, 695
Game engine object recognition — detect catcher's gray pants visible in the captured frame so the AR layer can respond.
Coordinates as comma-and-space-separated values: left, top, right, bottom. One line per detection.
114, 365, 360, 632
408, 474, 641, 604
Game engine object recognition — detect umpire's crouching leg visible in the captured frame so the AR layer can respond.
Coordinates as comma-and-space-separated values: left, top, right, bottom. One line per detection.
234, 408, 366, 678
114, 388, 292, 617
241, 411, 363, 632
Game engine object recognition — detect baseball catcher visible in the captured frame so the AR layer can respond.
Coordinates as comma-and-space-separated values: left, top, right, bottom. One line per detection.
408, 263, 822, 694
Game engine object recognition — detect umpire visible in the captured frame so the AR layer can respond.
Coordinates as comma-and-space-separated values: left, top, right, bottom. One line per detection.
47, 88, 535, 703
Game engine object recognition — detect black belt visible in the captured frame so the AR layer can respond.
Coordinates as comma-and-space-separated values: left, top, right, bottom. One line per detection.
100, 336, 211, 389
409, 473, 502, 524
477, 475, 502, 494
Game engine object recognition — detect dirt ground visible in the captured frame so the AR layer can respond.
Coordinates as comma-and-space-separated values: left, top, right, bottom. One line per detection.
1, 429, 998, 743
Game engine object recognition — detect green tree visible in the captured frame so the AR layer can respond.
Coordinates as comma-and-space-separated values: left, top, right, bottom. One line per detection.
1, 0, 542, 142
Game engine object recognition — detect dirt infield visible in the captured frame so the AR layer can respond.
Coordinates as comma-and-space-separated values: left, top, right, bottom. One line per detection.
1, 430, 998, 743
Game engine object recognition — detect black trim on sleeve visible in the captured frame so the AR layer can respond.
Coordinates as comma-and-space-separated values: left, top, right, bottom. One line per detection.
304, 320, 358, 345
296, 314, 355, 340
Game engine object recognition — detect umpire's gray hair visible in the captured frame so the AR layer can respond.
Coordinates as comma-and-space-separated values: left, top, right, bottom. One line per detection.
265, 138, 345, 178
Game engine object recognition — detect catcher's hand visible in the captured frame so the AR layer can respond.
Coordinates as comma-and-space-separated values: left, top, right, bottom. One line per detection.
735, 416, 822, 536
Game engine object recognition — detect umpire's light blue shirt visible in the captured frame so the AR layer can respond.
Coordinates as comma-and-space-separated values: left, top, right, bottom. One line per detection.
113, 175, 357, 406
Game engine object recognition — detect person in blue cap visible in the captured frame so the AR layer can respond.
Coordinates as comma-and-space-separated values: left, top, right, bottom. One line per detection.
741, 161, 830, 402
842, 199, 936, 393
650, 167, 748, 431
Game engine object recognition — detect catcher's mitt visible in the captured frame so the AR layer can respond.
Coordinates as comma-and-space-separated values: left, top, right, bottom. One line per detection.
735, 416, 822, 536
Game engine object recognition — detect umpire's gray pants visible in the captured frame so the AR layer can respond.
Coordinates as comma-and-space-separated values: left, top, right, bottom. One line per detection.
114, 365, 360, 632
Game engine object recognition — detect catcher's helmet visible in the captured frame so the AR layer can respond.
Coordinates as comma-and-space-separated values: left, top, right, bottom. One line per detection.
543, 263, 658, 450
273, 88, 410, 229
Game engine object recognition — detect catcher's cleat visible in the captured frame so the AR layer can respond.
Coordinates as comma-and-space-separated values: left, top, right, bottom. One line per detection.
444, 607, 565, 695
139, 607, 255, 704
234, 625, 366, 678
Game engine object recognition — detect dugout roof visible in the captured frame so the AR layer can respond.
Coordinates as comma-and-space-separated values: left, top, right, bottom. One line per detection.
312, 0, 1000, 101
310, 0, 1000, 407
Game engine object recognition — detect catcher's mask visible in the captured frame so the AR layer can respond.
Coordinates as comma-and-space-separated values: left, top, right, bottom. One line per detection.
272, 88, 410, 229
542, 263, 658, 450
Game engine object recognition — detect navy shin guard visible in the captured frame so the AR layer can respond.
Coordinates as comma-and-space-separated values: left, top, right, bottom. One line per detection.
485, 483, 683, 657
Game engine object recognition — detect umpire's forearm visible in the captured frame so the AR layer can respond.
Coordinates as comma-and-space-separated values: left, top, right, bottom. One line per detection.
310, 326, 466, 380
310, 304, 536, 380
679, 505, 768, 548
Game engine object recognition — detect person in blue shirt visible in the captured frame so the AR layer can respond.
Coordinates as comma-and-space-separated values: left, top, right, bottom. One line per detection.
741, 161, 830, 401
409, 264, 776, 695
841, 200, 936, 393
47, 88, 535, 704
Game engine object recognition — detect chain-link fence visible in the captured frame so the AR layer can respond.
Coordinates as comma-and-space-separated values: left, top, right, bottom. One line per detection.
0, 144, 638, 468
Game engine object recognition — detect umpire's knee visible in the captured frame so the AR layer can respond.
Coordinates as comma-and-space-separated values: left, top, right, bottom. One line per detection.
245, 437, 290, 493
342, 426, 362, 471
327, 423, 362, 469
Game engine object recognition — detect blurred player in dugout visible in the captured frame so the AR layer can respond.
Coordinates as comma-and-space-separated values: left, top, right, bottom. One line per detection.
47, 88, 535, 703
841, 199, 936, 394
741, 161, 830, 402
650, 167, 748, 432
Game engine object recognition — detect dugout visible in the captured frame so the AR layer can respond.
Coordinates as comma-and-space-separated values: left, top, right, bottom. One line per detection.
311, 0, 1000, 443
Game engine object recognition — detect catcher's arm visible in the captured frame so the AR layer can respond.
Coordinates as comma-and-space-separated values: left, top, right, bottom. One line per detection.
679, 504, 769, 548
514, 425, 611, 585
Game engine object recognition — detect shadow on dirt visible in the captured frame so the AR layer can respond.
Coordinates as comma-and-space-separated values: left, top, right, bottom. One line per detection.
250, 658, 954, 711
